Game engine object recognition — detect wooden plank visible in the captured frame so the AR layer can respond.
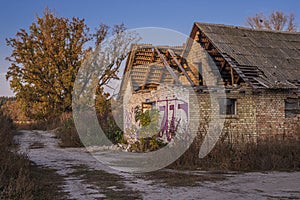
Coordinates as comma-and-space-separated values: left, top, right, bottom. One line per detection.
221, 60, 226, 68
154, 48, 181, 84
230, 66, 235, 85
253, 78, 269, 88
168, 49, 195, 86
142, 66, 152, 88
222, 54, 249, 83
235, 76, 240, 84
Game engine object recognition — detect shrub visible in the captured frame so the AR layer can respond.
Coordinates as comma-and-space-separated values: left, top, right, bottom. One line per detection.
95, 95, 124, 145
130, 136, 167, 152
55, 113, 83, 147
134, 108, 160, 138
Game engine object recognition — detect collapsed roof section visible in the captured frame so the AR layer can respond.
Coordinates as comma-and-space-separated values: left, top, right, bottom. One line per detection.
119, 23, 300, 97
192, 22, 300, 89
119, 44, 200, 96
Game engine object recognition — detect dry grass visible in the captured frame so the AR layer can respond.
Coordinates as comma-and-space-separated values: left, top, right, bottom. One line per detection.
55, 113, 83, 147
30, 164, 68, 200
14, 112, 83, 147
170, 133, 300, 171
0, 111, 67, 199
0, 152, 34, 199
15, 115, 63, 131
0, 112, 34, 199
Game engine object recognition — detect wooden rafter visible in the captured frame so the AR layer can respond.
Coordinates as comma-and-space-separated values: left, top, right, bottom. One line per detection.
196, 28, 245, 86
230, 66, 235, 85
168, 49, 195, 86
142, 66, 151, 89
155, 48, 181, 84
158, 70, 164, 83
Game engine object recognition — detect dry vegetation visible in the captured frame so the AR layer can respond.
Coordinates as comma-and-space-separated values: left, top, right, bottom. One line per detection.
55, 113, 83, 147
0, 111, 34, 199
246, 11, 297, 32
0, 109, 67, 199
1, 98, 82, 147
170, 133, 300, 171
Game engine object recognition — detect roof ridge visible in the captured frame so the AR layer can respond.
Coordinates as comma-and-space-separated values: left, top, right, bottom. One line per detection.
195, 22, 300, 35
132, 43, 184, 48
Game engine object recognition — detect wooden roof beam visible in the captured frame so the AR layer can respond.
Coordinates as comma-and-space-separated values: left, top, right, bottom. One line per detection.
168, 49, 195, 86
155, 48, 181, 85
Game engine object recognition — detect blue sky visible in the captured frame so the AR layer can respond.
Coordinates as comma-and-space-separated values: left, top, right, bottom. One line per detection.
0, 0, 299, 96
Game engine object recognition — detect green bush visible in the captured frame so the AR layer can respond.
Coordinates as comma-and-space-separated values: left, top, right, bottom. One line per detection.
130, 136, 167, 152
134, 108, 160, 138
99, 116, 124, 144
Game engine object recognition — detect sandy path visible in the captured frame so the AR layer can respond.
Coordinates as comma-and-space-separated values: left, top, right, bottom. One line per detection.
15, 130, 300, 199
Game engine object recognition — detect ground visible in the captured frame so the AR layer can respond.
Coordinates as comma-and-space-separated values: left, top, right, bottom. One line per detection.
15, 130, 300, 199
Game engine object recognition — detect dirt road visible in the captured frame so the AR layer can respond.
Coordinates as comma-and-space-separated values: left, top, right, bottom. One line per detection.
15, 130, 300, 199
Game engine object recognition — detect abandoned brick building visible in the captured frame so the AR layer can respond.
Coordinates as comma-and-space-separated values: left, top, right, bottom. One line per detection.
119, 22, 300, 143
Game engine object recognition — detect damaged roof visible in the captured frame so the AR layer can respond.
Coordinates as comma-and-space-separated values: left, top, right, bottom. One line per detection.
129, 62, 176, 91
195, 22, 300, 89
118, 44, 184, 95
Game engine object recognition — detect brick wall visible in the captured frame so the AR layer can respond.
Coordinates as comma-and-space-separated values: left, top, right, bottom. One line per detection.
255, 92, 285, 137
195, 89, 300, 142
123, 80, 300, 143
123, 84, 191, 143
195, 91, 257, 143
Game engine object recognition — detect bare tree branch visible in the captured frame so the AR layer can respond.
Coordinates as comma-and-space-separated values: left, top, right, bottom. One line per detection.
246, 11, 298, 32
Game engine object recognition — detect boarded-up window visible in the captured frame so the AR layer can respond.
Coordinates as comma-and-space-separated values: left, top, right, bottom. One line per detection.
219, 98, 236, 115
285, 98, 300, 118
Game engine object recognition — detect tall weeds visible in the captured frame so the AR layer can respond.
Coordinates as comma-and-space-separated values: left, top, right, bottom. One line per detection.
55, 112, 83, 147
171, 133, 300, 171
0, 111, 35, 199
